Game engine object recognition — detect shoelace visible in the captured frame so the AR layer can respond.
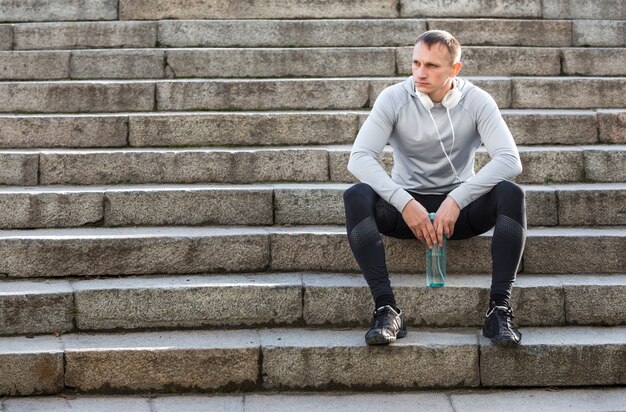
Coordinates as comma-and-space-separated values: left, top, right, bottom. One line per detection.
373, 307, 399, 330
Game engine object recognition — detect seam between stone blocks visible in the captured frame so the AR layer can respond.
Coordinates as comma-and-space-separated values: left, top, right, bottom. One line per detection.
10, 24, 15, 51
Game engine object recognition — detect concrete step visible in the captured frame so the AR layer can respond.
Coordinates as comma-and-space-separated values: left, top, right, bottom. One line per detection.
116, 0, 626, 20
0, 144, 620, 186
0, 182, 623, 229
0, 145, 623, 186
11, 18, 614, 50
1, 110, 622, 149
4, 47, 624, 80
3, 389, 626, 412
0, 226, 622, 278
330, 144, 626, 185
0, 0, 117, 23
0, 77, 624, 113
1, 326, 625, 395
2, 273, 624, 336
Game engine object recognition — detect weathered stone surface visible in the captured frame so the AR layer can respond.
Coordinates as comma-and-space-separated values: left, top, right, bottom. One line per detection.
524, 228, 625, 274
14, 21, 157, 50
0, 189, 103, 229
368, 77, 512, 109
428, 19, 572, 46
105, 185, 272, 226
0, 335, 63, 396
0, 152, 38, 185
512, 78, 626, 109
303, 274, 564, 327
573, 20, 625, 47
0, 280, 73, 335
562, 48, 626, 76
543, 0, 626, 19
557, 184, 626, 226
480, 327, 626, 386
73, 274, 302, 330
450, 388, 626, 412
598, 110, 626, 144
274, 184, 346, 225
401, 0, 541, 17
4, 397, 153, 412
502, 110, 598, 145
511, 276, 565, 326
584, 147, 626, 182
166, 48, 395, 78
70, 50, 165, 79
0, 81, 155, 113
270, 227, 492, 273
260, 328, 479, 389
0, 114, 128, 148
158, 19, 424, 48
153, 397, 243, 412
563, 275, 626, 325
40, 148, 329, 185
0, 0, 117, 22
0, 227, 270, 277
525, 187, 558, 226
0, 51, 69, 80
120, 0, 398, 19
0, 25, 11, 50
157, 79, 369, 111
501, 147, 584, 184
63, 330, 260, 391
129, 112, 358, 147
397, 47, 560, 76
246, 393, 453, 412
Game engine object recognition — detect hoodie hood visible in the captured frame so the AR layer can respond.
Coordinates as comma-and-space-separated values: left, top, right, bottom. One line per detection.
402, 76, 472, 103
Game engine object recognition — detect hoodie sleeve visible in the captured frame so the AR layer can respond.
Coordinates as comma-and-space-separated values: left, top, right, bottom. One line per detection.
447, 90, 522, 209
347, 88, 414, 212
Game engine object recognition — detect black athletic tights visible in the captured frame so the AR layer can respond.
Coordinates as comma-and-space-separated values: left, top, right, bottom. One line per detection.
343, 181, 527, 309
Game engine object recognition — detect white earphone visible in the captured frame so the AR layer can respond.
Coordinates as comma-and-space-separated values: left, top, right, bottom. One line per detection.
414, 79, 463, 183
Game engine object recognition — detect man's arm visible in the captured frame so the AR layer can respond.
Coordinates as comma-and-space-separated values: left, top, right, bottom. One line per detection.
348, 88, 438, 248
446, 91, 522, 210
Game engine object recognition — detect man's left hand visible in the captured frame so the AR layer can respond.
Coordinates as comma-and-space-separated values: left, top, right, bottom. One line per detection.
434, 196, 461, 246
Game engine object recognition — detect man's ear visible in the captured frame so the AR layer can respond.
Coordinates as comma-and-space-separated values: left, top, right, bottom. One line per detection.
451, 61, 462, 77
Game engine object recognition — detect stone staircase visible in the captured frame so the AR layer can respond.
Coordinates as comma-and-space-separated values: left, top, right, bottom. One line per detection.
0, 0, 625, 409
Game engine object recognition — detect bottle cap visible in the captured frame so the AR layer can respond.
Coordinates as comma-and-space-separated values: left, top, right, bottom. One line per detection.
429, 212, 436, 221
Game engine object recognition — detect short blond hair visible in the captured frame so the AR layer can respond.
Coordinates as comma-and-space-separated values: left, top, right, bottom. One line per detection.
415, 30, 461, 64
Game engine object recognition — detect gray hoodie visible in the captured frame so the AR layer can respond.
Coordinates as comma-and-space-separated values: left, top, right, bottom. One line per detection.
348, 76, 522, 212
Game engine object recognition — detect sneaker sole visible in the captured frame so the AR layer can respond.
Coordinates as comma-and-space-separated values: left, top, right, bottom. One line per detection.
482, 329, 521, 346
366, 329, 408, 346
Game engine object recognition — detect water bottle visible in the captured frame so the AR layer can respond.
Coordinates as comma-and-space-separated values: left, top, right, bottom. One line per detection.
426, 212, 446, 287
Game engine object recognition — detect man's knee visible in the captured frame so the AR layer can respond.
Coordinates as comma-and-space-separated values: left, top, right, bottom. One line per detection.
343, 183, 376, 208
493, 180, 525, 203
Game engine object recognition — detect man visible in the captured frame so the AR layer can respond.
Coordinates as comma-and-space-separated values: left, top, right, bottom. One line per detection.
344, 30, 526, 346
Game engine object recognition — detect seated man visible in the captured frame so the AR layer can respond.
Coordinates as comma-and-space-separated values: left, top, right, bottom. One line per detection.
344, 30, 526, 346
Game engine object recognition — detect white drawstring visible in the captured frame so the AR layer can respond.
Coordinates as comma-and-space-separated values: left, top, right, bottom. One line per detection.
427, 108, 462, 183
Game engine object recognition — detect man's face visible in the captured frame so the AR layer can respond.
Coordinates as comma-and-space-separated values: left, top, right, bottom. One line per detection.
411, 41, 461, 101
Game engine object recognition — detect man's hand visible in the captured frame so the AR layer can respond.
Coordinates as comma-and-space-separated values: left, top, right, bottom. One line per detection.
401, 199, 437, 249
434, 196, 461, 246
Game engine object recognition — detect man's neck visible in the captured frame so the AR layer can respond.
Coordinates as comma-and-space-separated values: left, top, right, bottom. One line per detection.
429, 79, 455, 103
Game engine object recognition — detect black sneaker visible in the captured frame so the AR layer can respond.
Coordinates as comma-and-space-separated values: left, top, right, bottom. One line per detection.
482, 301, 522, 345
365, 305, 407, 346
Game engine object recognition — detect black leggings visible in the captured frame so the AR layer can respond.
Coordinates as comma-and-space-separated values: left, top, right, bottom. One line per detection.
343, 181, 527, 309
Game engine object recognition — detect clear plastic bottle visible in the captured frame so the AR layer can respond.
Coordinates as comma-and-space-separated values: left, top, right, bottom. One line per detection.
426, 212, 446, 287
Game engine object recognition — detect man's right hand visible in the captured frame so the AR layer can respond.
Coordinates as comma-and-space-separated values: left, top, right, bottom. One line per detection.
401, 199, 437, 249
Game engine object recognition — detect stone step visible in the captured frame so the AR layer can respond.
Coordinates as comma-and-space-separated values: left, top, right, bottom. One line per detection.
7, 18, 620, 50
3, 47, 625, 80
2, 273, 624, 336
0, 77, 624, 113
330, 144, 626, 185
1, 326, 625, 395
0, 182, 623, 229
0, 226, 622, 278
0, 145, 623, 186
0, 0, 117, 23
1, 109, 623, 149
3, 389, 626, 412
116, 0, 626, 20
